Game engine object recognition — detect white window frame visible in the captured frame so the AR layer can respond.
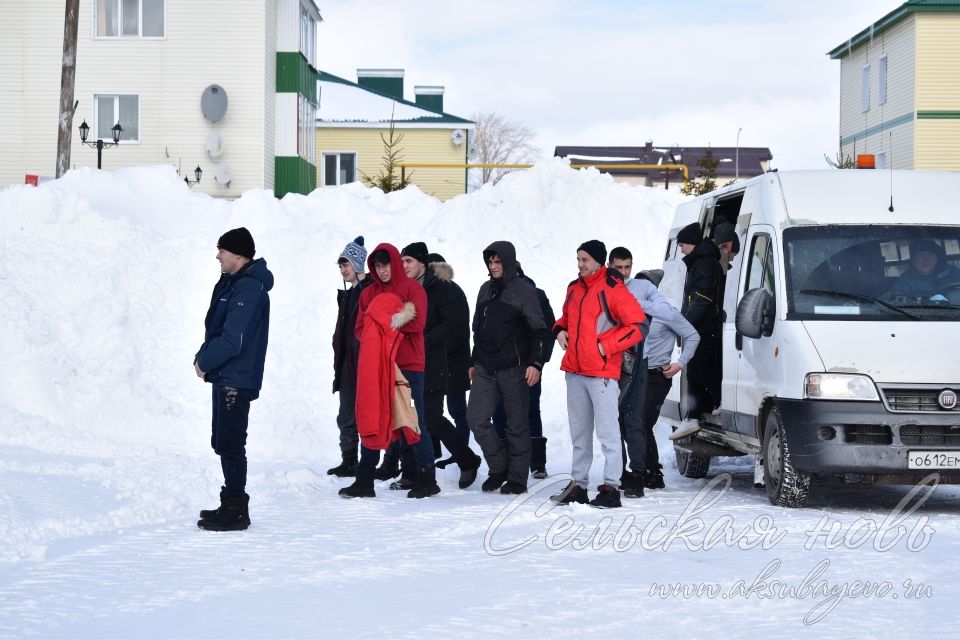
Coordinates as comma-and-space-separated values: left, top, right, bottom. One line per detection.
878, 55, 888, 106
299, 4, 317, 68
321, 152, 357, 186
861, 64, 871, 112
92, 0, 166, 40
93, 93, 141, 143
298, 96, 316, 164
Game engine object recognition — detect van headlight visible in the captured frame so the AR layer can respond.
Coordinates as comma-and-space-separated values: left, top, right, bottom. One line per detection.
804, 373, 879, 401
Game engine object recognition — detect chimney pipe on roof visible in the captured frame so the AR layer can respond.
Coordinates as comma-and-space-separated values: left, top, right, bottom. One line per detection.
414, 85, 444, 113
357, 68, 404, 100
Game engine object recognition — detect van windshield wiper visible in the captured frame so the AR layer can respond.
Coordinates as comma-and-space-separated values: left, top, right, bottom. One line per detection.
799, 289, 920, 320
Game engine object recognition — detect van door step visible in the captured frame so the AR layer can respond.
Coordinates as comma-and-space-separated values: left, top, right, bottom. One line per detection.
673, 438, 744, 458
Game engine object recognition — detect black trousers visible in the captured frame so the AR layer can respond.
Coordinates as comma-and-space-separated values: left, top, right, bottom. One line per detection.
467, 364, 531, 485
211, 385, 257, 494
685, 330, 717, 416
335, 374, 360, 460
425, 390, 478, 467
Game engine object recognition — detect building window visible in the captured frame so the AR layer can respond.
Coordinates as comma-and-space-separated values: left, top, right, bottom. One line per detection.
298, 96, 316, 165
878, 56, 888, 105
861, 64, 870, 112
322, 153, 356, 186
95, 0, 165, 38
94, 94, 139, 142
299, 3, 317, 68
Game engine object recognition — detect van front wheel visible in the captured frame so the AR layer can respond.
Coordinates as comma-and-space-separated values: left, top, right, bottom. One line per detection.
675, 448, 711, 479
763, 408, 811, 507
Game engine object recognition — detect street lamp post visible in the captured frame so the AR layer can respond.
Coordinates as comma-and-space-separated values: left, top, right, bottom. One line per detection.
735, 127, 743, 181
78, 120, 122, 169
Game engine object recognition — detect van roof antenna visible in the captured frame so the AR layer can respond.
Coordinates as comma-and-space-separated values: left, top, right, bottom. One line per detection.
888, 132, 895, 213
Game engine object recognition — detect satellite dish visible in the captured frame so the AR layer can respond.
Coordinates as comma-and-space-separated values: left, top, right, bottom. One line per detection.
214, 163, 233, 187
201, 85, 229, 123
467, 143, 478, 159
205, 131, 225, 158
451, 129, 465, 146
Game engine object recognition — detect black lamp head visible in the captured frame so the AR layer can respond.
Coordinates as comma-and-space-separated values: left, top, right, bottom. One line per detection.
111, 123, 123, 144
79, 120, 89, 142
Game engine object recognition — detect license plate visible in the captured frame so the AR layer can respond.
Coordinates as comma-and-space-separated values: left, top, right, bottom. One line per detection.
908, 451, 960, 469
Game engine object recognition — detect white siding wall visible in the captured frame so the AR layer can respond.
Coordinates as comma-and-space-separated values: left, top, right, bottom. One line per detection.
275, 93, 299, 156
264, 0, 277, 190
0, 2, 27, 185
1, 1, 271, 195
838, 16, 916, 168
276, 0, 298, 53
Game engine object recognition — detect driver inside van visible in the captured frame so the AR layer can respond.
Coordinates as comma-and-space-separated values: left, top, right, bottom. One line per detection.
889, 239, 960, 299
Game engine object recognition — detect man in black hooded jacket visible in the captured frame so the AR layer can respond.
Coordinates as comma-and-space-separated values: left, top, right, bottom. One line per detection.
467, 241, 549, 494
672, 222, 722, 439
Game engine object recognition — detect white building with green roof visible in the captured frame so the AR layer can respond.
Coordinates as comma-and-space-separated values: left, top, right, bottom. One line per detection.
828, 0, 960, 171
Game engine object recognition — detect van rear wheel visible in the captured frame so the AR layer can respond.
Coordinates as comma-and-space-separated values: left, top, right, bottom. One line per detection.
675, 448, 711, 479
763, 408, 811, 507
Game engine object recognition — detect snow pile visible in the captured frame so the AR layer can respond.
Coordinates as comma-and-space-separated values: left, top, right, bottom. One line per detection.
0, 158, 682, 464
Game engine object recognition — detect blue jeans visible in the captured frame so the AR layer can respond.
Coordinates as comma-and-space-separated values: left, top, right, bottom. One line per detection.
360, 370, 435, 468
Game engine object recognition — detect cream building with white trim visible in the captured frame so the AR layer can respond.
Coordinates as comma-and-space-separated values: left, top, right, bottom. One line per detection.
0, 0, 320, 197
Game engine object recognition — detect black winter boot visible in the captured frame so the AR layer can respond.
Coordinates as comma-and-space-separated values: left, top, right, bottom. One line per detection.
198, 492, 251, 531
550, 482, 589, 505
339, 465, 376, 498
374, 442, 401, 481
623, 471, 645, 499
435, 455, 456, 469
500, 481, 527, 495
326, 456, 357, 477
530, 437, 548, 479
407, 465, 441, 499
457, 452, 482, 489
199, 486, 227, 520
481, 471, 507, 492
645, 467, 665, 490
589, 484, 622, 509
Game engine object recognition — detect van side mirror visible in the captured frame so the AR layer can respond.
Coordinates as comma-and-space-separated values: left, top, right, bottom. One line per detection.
736, 288, 775, 339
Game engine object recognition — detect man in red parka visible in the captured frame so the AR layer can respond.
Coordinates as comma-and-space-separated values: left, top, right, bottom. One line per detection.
551, 240, 647, 509
338, 243, 440, 499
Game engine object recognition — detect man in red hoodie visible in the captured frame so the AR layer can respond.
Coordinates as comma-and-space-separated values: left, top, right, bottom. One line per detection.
339, 243, 440, 499
550, 240, 647, 509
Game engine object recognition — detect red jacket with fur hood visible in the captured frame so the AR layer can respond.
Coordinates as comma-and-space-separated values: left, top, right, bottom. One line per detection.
554, 265, 647, 379
354, 243, 427, 372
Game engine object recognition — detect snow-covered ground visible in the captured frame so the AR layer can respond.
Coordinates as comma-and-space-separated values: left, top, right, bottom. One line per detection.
1, 161, 957, 638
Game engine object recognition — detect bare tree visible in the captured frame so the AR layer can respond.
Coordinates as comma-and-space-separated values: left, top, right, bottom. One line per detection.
469, 111, 539, 190
56, 0, 80, 178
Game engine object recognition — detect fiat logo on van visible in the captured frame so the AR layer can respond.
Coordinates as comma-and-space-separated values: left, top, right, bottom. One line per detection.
939, 389, 958, 410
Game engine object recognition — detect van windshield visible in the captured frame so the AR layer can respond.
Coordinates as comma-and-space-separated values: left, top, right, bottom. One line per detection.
783, 225, 960, 321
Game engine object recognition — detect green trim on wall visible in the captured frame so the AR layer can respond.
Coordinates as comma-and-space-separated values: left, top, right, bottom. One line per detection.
841, 111, 915, 146
275, 156, 317, 198
828, 1, 960, 59
276, 52, 318, 105
917, 110, 960, 119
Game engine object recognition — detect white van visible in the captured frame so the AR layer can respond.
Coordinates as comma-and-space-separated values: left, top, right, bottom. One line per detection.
658, 169, 960, 507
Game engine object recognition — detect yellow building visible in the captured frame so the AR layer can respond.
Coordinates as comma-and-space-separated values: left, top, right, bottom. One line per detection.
828, 0, 960, 170
316, 69, 475, 201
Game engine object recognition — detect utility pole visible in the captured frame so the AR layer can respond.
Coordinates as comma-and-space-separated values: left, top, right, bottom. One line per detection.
56, 0, 80, 178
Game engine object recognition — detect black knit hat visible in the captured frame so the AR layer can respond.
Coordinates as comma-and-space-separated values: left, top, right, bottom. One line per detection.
577, 239, 607, 265
401, 241, 429, 264
217, 227, 256, 259
677, 223, 702, 246
425, 252, 445, 264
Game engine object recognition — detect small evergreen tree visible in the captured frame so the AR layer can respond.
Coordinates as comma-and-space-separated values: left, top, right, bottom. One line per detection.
684, 146, 720, 196
361, 112, 413, 193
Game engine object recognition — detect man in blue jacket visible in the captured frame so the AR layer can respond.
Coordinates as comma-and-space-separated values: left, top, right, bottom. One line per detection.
194, 227, 274, 531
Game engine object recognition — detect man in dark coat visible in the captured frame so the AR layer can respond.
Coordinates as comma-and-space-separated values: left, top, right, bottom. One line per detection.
672, 222, 723, 439
194, 227, 273, 532
468, 241, 549, 495
400, 243, 482, 489
490, 261, 555, 479
329, 236, 369, 477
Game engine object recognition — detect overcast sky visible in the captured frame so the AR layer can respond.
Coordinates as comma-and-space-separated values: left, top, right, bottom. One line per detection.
315, 0, 902, 170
